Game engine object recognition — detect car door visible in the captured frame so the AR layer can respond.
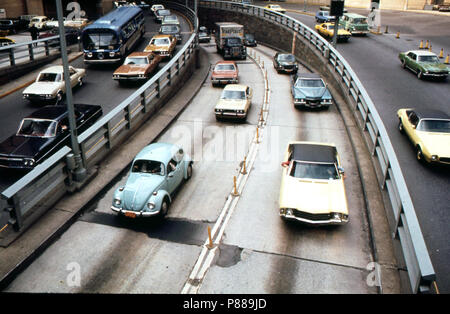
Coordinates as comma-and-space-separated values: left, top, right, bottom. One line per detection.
166, 157, 183, 194
406, 52, 416, 70
69, 67, 78, 88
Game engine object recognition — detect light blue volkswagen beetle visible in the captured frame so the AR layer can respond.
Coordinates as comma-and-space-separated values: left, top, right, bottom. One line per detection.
111, 143, 193, 218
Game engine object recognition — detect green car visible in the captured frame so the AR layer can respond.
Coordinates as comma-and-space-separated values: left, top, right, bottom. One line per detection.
399, 50, 449, 80
339, 13, 369, 35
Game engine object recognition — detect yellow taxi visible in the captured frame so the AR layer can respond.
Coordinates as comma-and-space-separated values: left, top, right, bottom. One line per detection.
279, 141, 349, 225
263, 4, 287, 14
315, 22, 351, 42
144, 34, 177, 59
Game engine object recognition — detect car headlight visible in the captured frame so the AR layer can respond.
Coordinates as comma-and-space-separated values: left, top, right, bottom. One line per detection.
23, 159, 35, 166
147, 202, 155, 210
114, 198, 121, 206
45, 94, 54, 99
431, 155, 438, 161
321, 99, 332, 104
86, 52, 93, 58
109, 52, 115, 57
23, 94, 29, 98
286, 208, 293, 216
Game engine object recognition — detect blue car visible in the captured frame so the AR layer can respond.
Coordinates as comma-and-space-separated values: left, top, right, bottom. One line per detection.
291, 73, 333, 109
315, 10, 335, 23
111, 143, 193, 218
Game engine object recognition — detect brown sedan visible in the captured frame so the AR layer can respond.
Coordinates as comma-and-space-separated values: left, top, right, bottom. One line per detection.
211, 60, 239, 86
112, 52, 162, 83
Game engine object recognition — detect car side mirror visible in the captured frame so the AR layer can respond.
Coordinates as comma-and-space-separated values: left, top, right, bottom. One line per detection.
281, 161, 289, 168
338, 167, 345, 175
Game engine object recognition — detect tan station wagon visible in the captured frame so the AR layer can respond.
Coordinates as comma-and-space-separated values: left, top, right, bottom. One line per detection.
113, 52, 162, 83
144, 34, 177, 59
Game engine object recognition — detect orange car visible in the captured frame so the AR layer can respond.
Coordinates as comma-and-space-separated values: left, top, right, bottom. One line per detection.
144, 34, 177, 59
112, 52, 162, 83
211, 60, 239, 86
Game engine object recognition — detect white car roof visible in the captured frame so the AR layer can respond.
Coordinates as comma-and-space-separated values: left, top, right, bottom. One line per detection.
407, 50, 437, 56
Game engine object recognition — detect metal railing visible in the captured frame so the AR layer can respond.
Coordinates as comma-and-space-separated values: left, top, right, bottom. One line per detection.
0, 35, 68, 69
195, 0, 435, 293
1, 1, 199, 241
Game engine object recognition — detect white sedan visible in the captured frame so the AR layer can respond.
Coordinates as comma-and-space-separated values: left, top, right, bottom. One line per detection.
23, 65, 86, 104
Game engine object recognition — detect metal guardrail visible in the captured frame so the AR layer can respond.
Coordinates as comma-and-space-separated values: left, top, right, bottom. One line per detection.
195, 0, 436, 293
0, 35, 67, 69
1, 2, 198, 241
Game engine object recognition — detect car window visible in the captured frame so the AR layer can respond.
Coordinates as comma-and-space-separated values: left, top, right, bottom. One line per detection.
290, 161, 339, 180
215, 64, 236, 71
124, 57, 148, 65
417, 119, 450, 133
278, 54, 295, 62
167, 158, 178, 173
418, 55, 439, 63
295, 79, 325, 88
132, 160, 165, 175
221, 90, 246, 100
408, 112, 419, 125
17, 119, 58, 137
38, 72, 61, 82
152, 38, 170, 46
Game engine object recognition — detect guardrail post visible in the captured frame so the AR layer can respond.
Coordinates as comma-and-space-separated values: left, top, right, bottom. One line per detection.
8, 48, 15, 66
6, 196, 24, 231
28, 43, 35, 61
44, 40, 50, 56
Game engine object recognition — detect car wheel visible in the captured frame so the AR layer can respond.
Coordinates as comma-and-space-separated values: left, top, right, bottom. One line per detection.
186, 163, 193, 180
416, 146, 425, 163
398, 120, 404, 134
401, 59, 406, 69
56, 91, 63, 104
417, 70, 423, 80
160, 198, 169, 217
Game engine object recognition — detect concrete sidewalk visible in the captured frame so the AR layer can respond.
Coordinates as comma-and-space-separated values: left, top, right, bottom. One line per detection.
0, 46, 211, 290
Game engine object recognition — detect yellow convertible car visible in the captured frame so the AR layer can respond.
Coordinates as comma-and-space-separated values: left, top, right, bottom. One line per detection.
279, 141, 349, 225
397, 108, 450, 165
315, 22, 351, 42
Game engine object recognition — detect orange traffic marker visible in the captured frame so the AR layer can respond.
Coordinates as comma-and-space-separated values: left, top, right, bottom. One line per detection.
419, 40, 424, 49
444, 54, 449, 64
396, 31, 400, 39
439, 48, 444, 58
425, 40, 429, 49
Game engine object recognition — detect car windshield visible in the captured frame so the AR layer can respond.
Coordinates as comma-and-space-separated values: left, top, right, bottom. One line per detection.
17, 119, 58, 137
353, 18, 367, 24
221, 90, 246, 100
161, 25, 179, 32
272, 5, 281, 9
83, 31, 118, 50
278, 54, 295, 62
226, 38, 242, 45
215, 64, 236, 71
151, 37, 170, 46
417, 119, 450, 133
124, 57, 148, 65
132, 160, 165, 175
418, 55, 440, 63
38, 72, 62, 82
322, 11, 330, 16
290, 161, 339, 180
295, 78, 325, 88
164, 16, 178, 22
245, 34, 254, 40
158, 10, 171, 16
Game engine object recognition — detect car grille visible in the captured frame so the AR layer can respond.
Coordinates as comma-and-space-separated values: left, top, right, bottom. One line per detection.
283, 65, 294, 69
355, 26, 368, 31
0, 157, 24, 168
231, 47, 240, 55
293, 210, 331, 221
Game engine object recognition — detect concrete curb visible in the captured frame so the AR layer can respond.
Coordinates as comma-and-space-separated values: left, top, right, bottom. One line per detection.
0, 46, 211, 291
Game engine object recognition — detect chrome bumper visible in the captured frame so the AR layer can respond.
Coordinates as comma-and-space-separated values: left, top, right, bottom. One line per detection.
111, 206, 160, 217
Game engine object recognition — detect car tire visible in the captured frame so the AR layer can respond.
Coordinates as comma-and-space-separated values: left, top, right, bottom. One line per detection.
417, 70, 423, 80
401, 59, 406, 69
56, 91, 63, 104
186, 163, 193, 180
160, 198, 169, 217
398, 120, 405, 134
416, 146, 425, 163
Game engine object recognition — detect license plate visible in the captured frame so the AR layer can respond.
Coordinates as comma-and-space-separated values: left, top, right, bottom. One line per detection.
125, 212, 136, 218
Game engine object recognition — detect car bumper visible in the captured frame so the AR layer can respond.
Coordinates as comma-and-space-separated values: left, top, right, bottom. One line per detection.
111, 206, 161, 217
294, 100, 331, 108
113, 75, 147, 82
215, 111, 247, 119
211, 77, 238, 85
23, 94, 57, 102
84, 58, 121, 64
279, 209, 348, 225
276, 67, 297, 73
198, 37, 211, 43
350, 30, 369, 35
423, 72, 448, 78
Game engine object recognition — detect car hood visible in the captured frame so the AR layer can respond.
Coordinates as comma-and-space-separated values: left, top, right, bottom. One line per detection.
121, 174, 165, 211
215, 99, 247, 110
146, 44, 170, 52
416, 132, 450, 157
280, 176, 348, 214
114, 64, 148, 75
293, 86, 330, 99
420, 63, 449, 72
279, 61, 296, 67
0, 135, 53, 159
23, 82, 60, 95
